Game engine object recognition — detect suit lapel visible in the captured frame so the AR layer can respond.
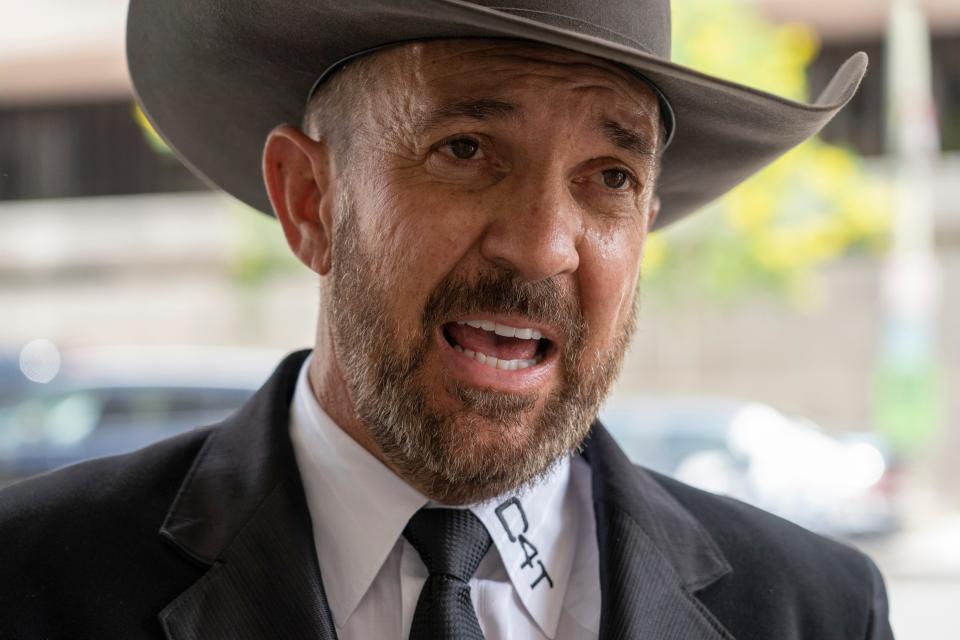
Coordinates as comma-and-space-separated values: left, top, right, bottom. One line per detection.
156, 349, 733, 639
584, 425, 735, 640
158, 350, 337, 640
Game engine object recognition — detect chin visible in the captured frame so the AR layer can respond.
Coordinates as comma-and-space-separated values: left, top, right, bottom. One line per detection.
403, 396, 581, 505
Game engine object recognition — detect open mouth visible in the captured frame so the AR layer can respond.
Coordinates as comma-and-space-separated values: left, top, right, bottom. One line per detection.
442, 319, 553, 371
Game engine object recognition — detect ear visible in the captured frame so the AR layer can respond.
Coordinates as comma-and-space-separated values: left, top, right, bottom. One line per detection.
645, 195, 661, 232
262, 125, 337, 275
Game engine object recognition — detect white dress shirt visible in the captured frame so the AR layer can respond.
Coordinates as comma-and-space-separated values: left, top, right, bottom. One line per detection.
289, 354, 601, 639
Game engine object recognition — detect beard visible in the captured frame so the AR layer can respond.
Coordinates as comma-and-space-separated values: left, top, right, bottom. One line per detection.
328, 192, 638, 504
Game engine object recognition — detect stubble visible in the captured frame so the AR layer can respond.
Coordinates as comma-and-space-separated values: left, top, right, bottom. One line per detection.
327, 192, 638, 504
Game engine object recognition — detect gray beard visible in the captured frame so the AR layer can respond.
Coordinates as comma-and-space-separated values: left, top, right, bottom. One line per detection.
327, 193, 638, 504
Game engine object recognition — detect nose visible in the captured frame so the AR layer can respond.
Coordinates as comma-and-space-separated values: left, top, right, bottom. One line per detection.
479, 172, 581, 282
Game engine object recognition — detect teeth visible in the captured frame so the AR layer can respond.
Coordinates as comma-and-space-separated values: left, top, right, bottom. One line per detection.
494, 324, 515, 338
450, 319, 548, 370
453, 345, 542, 370
456, 320, 544, 341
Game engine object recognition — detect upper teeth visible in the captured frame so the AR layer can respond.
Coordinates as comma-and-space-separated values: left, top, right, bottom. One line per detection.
457, 320, 543, 340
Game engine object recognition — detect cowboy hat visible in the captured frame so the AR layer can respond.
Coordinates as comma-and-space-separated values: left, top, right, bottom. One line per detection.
126, 0, 867, 229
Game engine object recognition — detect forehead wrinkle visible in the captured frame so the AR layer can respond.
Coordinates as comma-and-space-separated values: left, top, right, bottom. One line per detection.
411, 42, 657, 103
405, 38, 634, 77
368, 42, 660, 154
601, 120, 656, 160
565, 84, 660, 157
410, 75, 654, 127
434, 62, 647, 105
368, 39, 658, 110
413, 98, 521, 138
448, 42, 645, 84
515, 81, 660, 156
470, 54, 654, 105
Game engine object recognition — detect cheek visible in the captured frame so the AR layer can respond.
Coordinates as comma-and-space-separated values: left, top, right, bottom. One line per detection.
578, 226, 645, 345
361, 186, 490, 320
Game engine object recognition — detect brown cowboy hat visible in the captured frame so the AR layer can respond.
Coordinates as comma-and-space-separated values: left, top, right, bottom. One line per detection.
126, 0, 867, 229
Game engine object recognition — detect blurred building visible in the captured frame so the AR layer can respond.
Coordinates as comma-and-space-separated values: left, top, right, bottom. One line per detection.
3, 1, 960, 197
1, 0, 958, 490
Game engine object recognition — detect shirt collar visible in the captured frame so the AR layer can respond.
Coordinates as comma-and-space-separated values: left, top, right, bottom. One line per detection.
290, 354, 579, 638
289, 355, 428, 627
472, 456, 578, 638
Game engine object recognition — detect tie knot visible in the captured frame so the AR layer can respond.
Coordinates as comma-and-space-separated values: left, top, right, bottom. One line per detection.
403, 508, 492, 583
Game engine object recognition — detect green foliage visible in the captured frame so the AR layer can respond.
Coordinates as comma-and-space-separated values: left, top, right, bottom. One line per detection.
133, 105, 299, 285
643, 0, 891, 307
225, 204, 301, 287
875, 358, 943, 454
133, 105, 172, 156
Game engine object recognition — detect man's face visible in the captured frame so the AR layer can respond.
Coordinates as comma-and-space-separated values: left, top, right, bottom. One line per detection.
321, 40, 660, 503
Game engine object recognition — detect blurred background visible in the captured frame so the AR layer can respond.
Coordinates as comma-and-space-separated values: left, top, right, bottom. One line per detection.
0, 0, 957, 636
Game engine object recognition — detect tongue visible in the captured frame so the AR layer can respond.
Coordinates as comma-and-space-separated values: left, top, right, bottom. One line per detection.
446, 323, 539, 361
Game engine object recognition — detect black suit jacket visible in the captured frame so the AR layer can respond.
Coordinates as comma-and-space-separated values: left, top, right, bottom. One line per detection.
0, 350, 893, 639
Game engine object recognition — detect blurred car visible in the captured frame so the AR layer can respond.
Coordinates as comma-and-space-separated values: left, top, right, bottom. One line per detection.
600, 396, 900, 539
0, 353, 31, 404
0, 346, 280, 485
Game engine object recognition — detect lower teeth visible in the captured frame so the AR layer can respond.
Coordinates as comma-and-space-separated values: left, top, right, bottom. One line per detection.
453, 345, 542, 370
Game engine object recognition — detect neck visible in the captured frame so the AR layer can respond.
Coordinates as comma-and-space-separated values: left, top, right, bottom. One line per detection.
308, 322, 420, 492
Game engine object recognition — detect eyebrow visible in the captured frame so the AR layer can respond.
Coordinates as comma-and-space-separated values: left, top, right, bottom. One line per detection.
601, 120, 657, 161
413, 98, 657, 160
414, 98, 519, 136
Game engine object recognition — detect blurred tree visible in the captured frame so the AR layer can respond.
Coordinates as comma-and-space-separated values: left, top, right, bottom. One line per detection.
643, 0, 891, 308
134, 105, 300, 285
224, 203, 301, 287
133, 105, 172, 156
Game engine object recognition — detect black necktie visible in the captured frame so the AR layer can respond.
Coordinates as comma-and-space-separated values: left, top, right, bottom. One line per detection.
403, 508, 492, 640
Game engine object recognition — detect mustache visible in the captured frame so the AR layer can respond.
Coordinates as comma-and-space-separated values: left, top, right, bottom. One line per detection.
421, 267, 585, 348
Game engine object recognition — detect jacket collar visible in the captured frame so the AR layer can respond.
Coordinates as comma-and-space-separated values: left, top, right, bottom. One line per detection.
158, 349, 733, 640
158, 350, 337, 639
581, 426, 734, 639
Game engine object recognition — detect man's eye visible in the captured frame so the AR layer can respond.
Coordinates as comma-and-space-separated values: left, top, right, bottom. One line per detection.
600, 169, 631, 190
442, 137, 482, 160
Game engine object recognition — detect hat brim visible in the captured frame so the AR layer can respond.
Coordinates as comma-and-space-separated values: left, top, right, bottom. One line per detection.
127, 0, 867, 229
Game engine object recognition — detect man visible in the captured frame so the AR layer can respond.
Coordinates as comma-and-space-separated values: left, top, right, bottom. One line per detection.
0, 1, 892, 639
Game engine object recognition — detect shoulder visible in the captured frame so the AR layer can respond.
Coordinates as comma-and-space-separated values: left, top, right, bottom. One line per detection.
646, 468, 891, 639
0, 428, 212, 634
0, 425, 211, 532
649, 467, 868, 574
